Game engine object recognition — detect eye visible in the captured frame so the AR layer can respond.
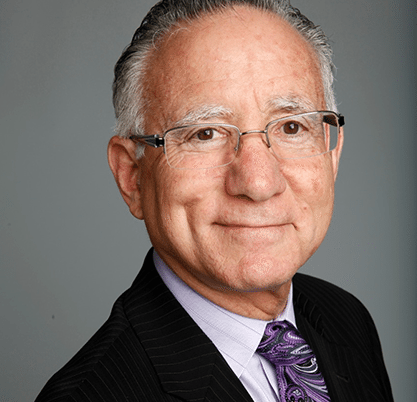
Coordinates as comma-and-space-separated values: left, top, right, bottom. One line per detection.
190, 126, 230, 142
282, 121, 301, 135
195, 128, 216, 141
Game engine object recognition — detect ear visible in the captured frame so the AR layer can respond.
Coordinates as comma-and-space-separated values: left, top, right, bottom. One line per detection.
107, 136, 144, 220
331, 127, 344, 181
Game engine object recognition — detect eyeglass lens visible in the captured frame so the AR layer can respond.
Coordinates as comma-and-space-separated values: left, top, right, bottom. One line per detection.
164, 112, 339, 169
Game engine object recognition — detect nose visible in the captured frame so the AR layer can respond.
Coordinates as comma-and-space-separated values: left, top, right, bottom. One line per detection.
225, 133, 286, 202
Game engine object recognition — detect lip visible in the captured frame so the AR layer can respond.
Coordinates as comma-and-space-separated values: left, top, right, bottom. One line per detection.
215, 212, 293, 229
215, 221, 292, 228
215, 222, 293, 234
217, 223, 286, 229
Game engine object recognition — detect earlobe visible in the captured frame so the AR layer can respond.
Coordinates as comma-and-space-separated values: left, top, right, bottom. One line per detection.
331, 127, 344, 181
107, 136, 144, 220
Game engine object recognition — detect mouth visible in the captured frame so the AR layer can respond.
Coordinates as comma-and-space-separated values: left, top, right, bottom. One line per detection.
215, 222, 293, 240
216, 220, 292, 229
217, 223, 284, 230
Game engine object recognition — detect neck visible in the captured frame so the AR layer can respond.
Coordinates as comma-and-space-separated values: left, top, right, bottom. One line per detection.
188, 280, 292, 321
154, 251, 293, 320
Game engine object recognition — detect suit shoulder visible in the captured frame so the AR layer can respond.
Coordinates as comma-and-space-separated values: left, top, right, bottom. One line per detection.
36, 252, 183, 401
35, 293, 151, 401
293, 272, 379, 347
293, 272, 368, 315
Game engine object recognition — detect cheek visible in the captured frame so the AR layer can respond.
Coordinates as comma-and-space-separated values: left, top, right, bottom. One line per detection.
284, 158, 335, 220
144, 166, 222, 239
310, 172, 334, 207
306, 164, 335, 236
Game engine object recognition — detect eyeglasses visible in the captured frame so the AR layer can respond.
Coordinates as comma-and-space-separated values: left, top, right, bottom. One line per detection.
129, 111, 345, 169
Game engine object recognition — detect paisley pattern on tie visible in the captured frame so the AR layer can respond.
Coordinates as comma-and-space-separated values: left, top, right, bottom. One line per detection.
257, 320, 330, 402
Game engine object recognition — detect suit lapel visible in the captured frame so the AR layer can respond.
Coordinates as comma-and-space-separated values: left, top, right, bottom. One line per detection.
123, 250, 253, 402
293, 275, 363, 402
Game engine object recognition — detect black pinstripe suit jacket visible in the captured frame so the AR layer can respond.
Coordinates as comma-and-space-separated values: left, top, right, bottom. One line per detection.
36, 249, 394, 401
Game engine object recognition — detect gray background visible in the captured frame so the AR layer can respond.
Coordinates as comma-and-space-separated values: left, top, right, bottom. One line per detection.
1, 0, 415, 400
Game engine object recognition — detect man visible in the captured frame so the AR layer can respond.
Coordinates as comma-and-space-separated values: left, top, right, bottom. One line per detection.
36, 0, 393, 401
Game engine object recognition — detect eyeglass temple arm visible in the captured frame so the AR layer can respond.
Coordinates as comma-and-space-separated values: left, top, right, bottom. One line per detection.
129, 134, 164, 148
323, 113, 345, 127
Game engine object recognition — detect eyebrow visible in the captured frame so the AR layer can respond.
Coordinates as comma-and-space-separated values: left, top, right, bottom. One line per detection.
172, 96, 316, 128
173, 105, 234, 127
266, 95, 316, 115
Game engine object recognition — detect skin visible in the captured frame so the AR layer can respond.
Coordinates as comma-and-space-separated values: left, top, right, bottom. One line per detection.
108, 6, 343, 320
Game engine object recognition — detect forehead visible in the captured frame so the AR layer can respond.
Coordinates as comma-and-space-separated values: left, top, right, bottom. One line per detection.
142, 6, 324, 129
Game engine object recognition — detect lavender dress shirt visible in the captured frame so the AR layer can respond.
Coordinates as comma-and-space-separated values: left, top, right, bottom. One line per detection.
154, 251, 297, 402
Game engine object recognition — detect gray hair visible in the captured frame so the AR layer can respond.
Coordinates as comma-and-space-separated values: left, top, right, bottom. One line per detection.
113, 0, 338, 157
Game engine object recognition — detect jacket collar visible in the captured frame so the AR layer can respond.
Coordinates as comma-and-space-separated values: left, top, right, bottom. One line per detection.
124, 249, 254, 402
293, 273, 363, 402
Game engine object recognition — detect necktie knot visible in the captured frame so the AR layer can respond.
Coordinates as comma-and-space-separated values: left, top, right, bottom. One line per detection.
257, 320, 330, 402
258, 321, 314, 367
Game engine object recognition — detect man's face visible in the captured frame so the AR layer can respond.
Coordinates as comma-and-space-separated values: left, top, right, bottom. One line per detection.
117, 7, 342, 307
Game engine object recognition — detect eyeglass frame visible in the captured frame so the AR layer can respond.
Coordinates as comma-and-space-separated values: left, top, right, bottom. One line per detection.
129, 110, 345, 165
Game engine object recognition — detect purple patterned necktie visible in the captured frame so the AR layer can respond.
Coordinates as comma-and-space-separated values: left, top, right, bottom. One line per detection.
257, 320, 330, 402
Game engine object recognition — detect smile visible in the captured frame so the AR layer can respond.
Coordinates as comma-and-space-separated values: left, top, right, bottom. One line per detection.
215, 223, 293, 240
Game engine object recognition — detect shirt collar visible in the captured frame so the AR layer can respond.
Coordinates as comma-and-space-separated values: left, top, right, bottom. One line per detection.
153, 250, 296, 378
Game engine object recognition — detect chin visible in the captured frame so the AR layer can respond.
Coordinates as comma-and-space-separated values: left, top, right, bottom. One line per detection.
221, 253, 300, 292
